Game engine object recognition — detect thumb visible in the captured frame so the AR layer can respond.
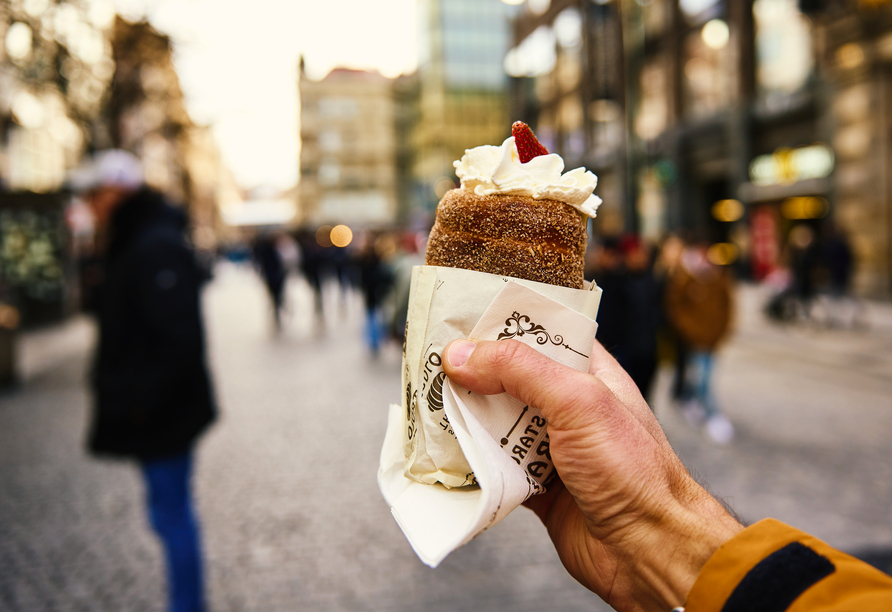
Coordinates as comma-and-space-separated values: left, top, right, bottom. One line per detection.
442, 338, 617, 434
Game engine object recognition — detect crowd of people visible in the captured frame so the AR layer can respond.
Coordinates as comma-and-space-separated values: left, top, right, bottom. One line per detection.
246, 222, 866, 448
585, 231, 737, 444
246, 223, 745, 443
246, 226, 425, 356
764, 222, 864, 328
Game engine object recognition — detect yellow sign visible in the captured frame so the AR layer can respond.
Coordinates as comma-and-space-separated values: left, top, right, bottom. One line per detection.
749, 144, 834, 186
781, 196, 829, 220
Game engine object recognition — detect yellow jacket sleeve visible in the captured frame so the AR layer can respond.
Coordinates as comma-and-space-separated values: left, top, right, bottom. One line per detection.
686, 518, 892, 612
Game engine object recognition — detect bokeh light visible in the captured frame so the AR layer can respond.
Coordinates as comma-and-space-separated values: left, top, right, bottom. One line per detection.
330, 224, 353, 248
315, 225, 333, 247
781, 196, 829, 220
6, 22, 33, 61
836, 43, 865, 70
706, 242, 739, 266
711, 199, 744, 223
701, 19, 730, 50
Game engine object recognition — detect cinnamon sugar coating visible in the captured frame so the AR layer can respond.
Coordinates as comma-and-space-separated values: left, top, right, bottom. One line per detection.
425, 188, 587, 289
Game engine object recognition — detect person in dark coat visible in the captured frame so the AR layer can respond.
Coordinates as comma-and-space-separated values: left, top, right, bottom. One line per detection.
76, 150, 215, 612
295, 228, 328, 319
252, 233, 287, 329
353, 230, 394, 356
585, 237, 625, 356
615, 235, 662, 403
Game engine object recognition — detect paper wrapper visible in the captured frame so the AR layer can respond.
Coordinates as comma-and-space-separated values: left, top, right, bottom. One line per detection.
378, 265, 601, 567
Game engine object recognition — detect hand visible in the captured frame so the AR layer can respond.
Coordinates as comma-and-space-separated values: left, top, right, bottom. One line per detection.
442, 338, 744, 612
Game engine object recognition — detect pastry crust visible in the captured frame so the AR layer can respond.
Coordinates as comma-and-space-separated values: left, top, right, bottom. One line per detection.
425, 188, 587, 289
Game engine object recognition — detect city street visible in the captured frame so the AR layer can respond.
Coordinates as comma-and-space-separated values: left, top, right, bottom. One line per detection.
1, 262, 891, 612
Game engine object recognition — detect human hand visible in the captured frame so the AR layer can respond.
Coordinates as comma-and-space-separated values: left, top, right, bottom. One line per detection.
442, 338, 743, 612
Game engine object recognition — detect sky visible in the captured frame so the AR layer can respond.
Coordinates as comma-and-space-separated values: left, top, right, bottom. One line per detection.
114, 0, 418, 192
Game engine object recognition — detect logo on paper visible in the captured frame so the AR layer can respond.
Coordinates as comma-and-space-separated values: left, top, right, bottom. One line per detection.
498, 311, 588, 358
427, 371, 446, 412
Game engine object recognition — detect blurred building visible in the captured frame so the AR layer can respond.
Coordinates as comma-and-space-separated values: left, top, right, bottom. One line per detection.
812, 0, 892, 296
0, 0, 116, 192
509, 0, 892, 296
298, 65, 399, 227
413, 0, 519, 212
99, 17, 228, 245
0, 0, 118, 327
0, 7, 231, 332
507, 0, 627, 236
393, 71, 422, 227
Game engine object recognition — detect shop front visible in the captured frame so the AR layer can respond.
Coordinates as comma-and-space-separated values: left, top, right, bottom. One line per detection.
737, 144, 835, 280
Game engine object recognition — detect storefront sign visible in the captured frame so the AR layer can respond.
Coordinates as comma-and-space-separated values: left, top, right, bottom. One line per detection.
748, 144, 834, 186
750, 206, 779, 280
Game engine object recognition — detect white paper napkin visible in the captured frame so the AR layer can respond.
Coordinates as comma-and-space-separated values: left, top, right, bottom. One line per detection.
379, 281, 599, 567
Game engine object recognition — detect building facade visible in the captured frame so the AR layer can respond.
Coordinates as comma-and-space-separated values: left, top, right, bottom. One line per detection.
509, 0, 892, 296
298, 65, 399, 228
413, 0, 519, 213
0, 0, 116, 193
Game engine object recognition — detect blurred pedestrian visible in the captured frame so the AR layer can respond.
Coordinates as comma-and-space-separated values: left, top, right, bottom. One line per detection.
388, 231, 425, 344
354, 230, 395, 357
330, 238, 355, 316
73, 150, 215, 612
823, 222, 866, 328
585, 237, 625, 356
664, 237, 735, 444
295, 228, 327, 319
788, 224, 823, 320
615, 235, 662, 403
653, 233, 688, 403
252, 233, 287, 329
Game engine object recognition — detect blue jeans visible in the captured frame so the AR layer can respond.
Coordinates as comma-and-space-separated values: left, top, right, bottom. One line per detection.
141, 451, 206, 612
686, 350, 718, 418
365, 307, 383, 353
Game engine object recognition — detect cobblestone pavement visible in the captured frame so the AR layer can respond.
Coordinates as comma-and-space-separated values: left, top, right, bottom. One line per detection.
1, 263, 891, 611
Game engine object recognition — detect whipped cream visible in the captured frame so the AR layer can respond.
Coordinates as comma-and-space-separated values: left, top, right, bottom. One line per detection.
453, 136, 602, 218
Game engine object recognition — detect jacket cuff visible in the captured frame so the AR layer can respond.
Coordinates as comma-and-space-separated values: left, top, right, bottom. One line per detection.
686, 517, 892, 611
685, 518, 833, 612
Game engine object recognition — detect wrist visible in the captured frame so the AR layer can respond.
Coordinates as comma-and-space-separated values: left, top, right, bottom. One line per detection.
639, 494, 744, 609
603, 483, 743, 611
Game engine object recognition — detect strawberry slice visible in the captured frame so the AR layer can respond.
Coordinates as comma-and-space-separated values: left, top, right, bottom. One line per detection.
512, 121, 549, 163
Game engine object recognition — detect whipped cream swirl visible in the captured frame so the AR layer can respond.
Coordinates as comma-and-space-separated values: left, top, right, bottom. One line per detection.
453, 136, 602, 218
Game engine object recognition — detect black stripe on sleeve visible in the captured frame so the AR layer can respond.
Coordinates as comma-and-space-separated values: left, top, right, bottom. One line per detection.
722, 541, 835, 612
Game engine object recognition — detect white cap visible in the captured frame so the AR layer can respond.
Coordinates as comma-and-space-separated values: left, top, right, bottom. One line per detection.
70, 149, 144, 192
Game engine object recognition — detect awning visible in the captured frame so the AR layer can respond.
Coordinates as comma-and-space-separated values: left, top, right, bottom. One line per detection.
737, 177, 831, 204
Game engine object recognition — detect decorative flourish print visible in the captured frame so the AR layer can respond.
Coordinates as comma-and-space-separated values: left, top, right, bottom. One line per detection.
497, 311, 588, 358
427, 371, 447, 411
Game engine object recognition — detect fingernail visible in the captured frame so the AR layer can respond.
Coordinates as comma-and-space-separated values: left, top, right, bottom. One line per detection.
447, 340, 476, 368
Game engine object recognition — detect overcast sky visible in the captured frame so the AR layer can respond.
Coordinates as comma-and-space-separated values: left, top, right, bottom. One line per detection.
114, 0, 418, 192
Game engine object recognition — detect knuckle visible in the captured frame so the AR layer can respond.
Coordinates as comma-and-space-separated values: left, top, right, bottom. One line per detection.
489, 339, 527, 370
